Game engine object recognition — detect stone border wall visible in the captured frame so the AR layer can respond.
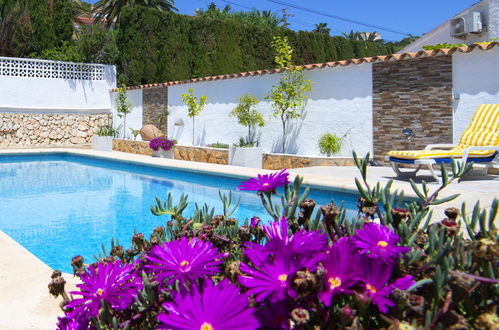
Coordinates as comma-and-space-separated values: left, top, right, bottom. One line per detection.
112, 139, 354, 169
263, 153, 354, 170
0, 113, 111, 148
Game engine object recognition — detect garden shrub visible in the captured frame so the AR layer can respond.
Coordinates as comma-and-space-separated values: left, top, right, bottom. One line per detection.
49, 153, 498, 329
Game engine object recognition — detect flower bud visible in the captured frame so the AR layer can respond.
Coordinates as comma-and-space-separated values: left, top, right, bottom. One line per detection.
211, 215, 224, 227
293, 269, 318, 297
444, 207, 459, 220
238, 225, 251, 241
48, 277, 66, 298
340, 305, 354, 323
391, 207, 411, 227
153, 226, 165, 236
110, 245, 124, 258
250, 217, 261, 228
132, 233, 147, 251
357, 197, 377, 218
51, 270, 62, 279
321, 203, 339, 228
225, 260, 242, 282
291, 308, 310, 325
226, 218, 238, 226
472, 238, 499, 262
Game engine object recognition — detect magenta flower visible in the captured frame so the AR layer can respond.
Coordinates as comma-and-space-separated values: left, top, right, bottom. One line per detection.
65, 261, 141, 320
239, 254, 299, 302
361, 258, 415, 313
145, 237, 223, 285
57, 315, 88, 330
158, 279, 259, 330
237, 169, 290, 193
149, 137, 176, 151
245, 217, 327, 268
319, 237, 363, 306
352, 223, 410, 264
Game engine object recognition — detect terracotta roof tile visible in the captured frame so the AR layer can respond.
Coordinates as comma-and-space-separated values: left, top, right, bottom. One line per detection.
110, 42, 499, 92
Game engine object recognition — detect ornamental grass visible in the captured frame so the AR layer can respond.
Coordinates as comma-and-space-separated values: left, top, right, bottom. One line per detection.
49, 153, 498, 329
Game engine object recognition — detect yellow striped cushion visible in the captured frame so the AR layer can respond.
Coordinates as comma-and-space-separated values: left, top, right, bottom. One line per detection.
387, 146, 495, 160
387, 104, 499, 160
458, 104, 499, 147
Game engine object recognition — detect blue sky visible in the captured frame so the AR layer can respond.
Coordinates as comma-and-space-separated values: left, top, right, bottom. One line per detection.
87, 0, 478, 41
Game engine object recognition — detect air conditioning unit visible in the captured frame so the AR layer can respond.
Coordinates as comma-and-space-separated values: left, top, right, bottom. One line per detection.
450, 12, 483, 37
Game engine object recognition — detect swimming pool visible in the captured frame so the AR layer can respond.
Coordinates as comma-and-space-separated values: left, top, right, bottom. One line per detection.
0, 153, 359, 273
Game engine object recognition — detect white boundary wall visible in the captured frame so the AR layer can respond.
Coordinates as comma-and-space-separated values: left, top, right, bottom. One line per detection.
113, 47, 499, 158
452, 47, 499, 142
0, 57, 116, 113
167, 64, 373, 157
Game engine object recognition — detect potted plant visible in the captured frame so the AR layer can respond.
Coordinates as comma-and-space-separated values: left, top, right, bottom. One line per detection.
228, 94, 265, 168
92, 125, 116, 151
149, 137, 176, 159
318, 132, 347, 156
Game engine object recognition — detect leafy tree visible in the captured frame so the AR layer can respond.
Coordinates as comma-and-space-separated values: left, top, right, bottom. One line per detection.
195, 3, 286, 29
229, 94, 264, 146
266, 36, 312, 153
312, 22, 330, 35
115, 84, 133, 139
0, 2, 33, 57
0, 0, 74, 56
93, 0, 176, 27
35, 26, 118, 64
180, 88, 207, 146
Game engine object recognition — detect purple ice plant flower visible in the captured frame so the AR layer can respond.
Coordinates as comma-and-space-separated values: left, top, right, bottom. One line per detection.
237, 169, 290, 194
158, 279, 259, 330
361, 258, 415, 313
239, 253, 299, 303
145, 237, 223, 286
352, 222, 410, 264
65, 261, 141, 320
244, 217, 327, 268
57, 315, 88, 330
319, 237, 363, 306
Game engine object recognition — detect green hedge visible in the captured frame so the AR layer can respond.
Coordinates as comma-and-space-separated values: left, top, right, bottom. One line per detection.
116, 8, 396, 85
0, 0, 74, 56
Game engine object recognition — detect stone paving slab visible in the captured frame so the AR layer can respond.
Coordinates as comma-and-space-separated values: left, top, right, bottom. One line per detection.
0, 148, 497, 328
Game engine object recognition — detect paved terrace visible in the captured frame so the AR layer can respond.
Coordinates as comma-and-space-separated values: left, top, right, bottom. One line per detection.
0, 149, 497, 328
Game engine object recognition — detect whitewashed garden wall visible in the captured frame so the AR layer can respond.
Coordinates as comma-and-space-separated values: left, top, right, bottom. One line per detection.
114, 45, 499, 161
0, 57, 116, 147
167, 64, 372, 157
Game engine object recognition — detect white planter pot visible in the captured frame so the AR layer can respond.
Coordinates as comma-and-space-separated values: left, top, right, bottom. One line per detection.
91, 136, 113, 151
152, 149, 174, 159
229, 146, 263, 168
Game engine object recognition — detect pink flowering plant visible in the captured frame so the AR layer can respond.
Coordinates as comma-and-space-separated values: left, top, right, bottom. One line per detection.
149, 137, 175, 151
49, 153, 498, 329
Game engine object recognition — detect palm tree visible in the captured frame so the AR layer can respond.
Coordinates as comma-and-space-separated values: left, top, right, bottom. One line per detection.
312, 22, 330, 35
93, 0, 177, 28
342, 30, 362, 41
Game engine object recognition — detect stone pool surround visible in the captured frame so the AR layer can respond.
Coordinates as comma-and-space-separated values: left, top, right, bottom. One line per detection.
0, 112, 112, 148
112, 139, 354, 169
0, 148, 497, 329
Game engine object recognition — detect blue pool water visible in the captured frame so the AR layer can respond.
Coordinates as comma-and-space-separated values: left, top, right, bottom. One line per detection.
0, 153, 359, 273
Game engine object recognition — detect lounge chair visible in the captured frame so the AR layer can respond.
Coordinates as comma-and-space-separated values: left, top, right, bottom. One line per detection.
386, 104, 499, 183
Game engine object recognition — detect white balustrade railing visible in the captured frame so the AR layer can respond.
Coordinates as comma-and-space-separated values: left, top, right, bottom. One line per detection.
0, 56, 105, 80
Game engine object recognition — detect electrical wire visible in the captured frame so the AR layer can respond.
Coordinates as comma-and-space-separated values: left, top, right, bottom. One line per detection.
264, 0, 412, 36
